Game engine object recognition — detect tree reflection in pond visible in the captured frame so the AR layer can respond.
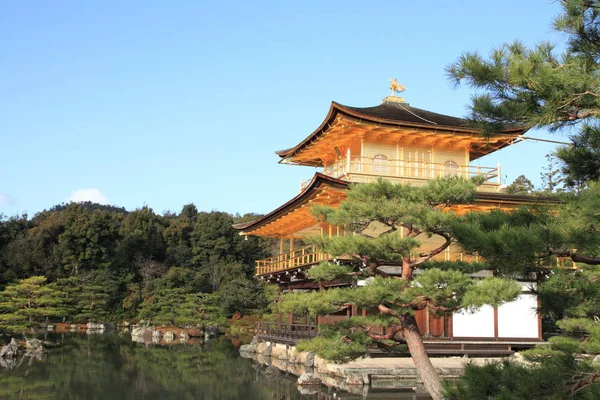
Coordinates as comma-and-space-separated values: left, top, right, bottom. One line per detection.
0, 333, 430, 399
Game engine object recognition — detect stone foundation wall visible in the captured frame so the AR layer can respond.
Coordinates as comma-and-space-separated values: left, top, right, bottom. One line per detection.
239, 339, 428, 394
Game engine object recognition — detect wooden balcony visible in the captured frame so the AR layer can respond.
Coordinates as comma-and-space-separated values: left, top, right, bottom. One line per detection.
256, 242, 573, 277
256, 244, 482, 276
301, 157, 500, 191
256, 244, 331, 276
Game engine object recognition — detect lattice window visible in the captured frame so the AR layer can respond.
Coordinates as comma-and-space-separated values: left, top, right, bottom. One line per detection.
371, 154, 389, 175
443, 160, 459, 176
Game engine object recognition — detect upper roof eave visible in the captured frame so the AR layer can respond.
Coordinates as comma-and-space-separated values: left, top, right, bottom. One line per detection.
275, 101, 527, 160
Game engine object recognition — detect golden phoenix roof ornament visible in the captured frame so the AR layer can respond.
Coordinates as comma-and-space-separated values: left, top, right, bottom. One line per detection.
389, 78, 406, 95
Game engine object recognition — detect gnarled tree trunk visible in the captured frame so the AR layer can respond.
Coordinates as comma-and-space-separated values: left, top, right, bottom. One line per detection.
401, 314, 444, 400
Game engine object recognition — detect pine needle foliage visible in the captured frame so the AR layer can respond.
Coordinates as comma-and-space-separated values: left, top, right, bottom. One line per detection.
447, 0, 600, 186
0, 276, 67, 332
276, 177, 521, 400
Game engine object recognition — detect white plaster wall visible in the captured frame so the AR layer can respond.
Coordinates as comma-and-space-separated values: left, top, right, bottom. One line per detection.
452, 305, 495, 337
498, 294, 539, 338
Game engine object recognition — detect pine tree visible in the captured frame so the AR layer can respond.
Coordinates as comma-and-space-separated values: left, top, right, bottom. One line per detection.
447, 0, 600, 188
505, 174, 535, 195
0, 276, 66, 332
275, 177, 522, 400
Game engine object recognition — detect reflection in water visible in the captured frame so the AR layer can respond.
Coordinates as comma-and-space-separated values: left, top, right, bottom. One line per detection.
0, 333, 430, 399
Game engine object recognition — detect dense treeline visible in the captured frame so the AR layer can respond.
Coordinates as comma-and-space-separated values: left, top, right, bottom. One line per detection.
0, 202, 275, 330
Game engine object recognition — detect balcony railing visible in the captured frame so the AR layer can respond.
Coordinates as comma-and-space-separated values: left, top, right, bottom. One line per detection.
256, 322, 317, 344
256, 243, 483, 276
301, 157, 500, 191
256, 244, 331, 276
256, 243, 576, 277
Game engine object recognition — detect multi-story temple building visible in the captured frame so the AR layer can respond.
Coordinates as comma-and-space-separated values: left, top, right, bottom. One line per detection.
234, 87, 550, 353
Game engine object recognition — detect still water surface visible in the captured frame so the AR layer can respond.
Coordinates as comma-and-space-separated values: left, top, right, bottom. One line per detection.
0, 333, 431, 399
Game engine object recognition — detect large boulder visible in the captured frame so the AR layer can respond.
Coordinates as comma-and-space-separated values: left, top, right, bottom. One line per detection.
304, 351, 316, 367
131, 326, 154, 343
25, 339, 46, 356
86, 322, 98, 331
100, 323, 116, 330
205, 325, 220, 337
345, 373, 367, 385
0, 338, 19, 358
270, 344, 288, 360
164, 331, 176, 343
239, 343, 257, 354
264, 365, 281, 378
287, 347, 301, 364
297, 373, 322, 386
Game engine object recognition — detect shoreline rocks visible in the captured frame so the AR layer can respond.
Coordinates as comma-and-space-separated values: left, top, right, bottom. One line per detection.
0, 339, 19, 359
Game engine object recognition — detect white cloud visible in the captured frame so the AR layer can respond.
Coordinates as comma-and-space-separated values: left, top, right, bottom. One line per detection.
0, 194, 8, 205
68, 189, 108, 205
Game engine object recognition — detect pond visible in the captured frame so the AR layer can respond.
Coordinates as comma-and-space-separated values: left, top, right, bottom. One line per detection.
0, 333, 431, 399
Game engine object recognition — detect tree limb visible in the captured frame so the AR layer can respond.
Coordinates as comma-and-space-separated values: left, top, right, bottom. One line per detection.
549, 249, 600, 265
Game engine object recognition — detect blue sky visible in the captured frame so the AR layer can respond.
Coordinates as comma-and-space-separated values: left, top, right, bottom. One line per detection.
0, 1, 567, 217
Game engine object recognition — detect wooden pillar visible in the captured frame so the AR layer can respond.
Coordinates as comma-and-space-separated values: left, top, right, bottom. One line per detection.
493, 307, 499, 340
289, 236, 294, 268
346, 147, 351, 175
497, 162, 502, 184
279, 237, 285, 270
430, 146, 435, 178
537, 297, 543, 341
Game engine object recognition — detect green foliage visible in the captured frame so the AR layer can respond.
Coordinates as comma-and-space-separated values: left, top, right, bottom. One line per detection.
271, 289, 344, 317
137, 267, 226, 326
538, 268, 600, 320
452, 208, 557, 273
556, 125, 600, 186
306, 262, 354, 282
506, 175, 535, 194
119, 206, 167, 264
56, 270, 118, 322
312, 176, 477, 233
0, 276, 67, 332
0, 201, 274, 329
277, 177, 526, 378
296, 329, 372, 361
447, 0, 600, 188
217, 277, 276, 315
444, 356, 600, 400
420, 260, 491, 274
460, 277, 522, 309
454, 181, 600, 274
540, 154, 566, 193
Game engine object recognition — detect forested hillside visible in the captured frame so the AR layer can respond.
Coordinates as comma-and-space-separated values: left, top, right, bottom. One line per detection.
0, 203, 275, 331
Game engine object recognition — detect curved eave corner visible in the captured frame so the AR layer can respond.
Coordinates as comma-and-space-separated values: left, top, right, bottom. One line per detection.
232, 173, 349, 234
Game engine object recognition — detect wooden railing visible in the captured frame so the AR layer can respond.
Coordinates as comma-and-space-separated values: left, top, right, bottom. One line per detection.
255, 244, 330, 276
431, 248, 482, 263
256, 322, 318, 344
256, 244, 575, 277
302, 157, 500, 190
